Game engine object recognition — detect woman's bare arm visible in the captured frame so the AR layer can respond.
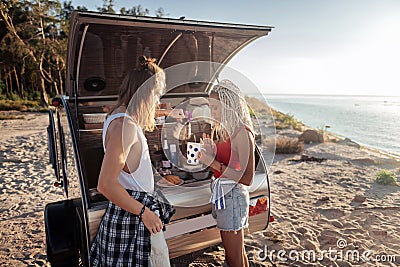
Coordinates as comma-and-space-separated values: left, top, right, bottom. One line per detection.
97, 118, 162, 233
233, 128, 255, 185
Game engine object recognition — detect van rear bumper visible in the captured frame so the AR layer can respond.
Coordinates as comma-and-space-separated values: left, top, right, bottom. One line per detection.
166, 211, 270, 258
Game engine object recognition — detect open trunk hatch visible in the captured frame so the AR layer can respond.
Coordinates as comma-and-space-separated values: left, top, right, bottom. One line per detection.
66, 11, 272, 98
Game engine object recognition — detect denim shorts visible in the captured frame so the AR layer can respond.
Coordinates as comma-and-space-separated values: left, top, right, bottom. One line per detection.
211, 181, 250, 231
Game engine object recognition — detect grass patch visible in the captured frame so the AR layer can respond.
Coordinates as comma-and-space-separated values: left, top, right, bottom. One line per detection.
275, 136, 304, 154
375, 170, 398, 186
0, 99, 42, 112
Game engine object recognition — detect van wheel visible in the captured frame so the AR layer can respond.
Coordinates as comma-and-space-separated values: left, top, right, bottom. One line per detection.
45, 200, 80, 267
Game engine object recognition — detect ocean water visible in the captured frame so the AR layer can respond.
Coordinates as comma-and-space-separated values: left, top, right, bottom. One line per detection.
260, 94, 400, 157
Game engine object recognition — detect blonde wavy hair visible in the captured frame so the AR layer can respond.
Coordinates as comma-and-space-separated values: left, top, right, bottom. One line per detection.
111, 56, 166, 131
210, 80, 253, 141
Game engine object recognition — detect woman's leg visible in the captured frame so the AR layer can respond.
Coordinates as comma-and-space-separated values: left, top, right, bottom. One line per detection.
243, 245, 249, 267
220, 228, 248, 267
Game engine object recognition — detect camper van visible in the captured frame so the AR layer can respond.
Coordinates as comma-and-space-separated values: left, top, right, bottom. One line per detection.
45, 11, 273, 266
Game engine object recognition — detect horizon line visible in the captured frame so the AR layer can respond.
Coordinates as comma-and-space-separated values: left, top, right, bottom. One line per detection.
250, 93, 400, 98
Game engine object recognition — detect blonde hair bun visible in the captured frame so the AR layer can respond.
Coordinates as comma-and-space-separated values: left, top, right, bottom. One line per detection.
138, 55, 157, 71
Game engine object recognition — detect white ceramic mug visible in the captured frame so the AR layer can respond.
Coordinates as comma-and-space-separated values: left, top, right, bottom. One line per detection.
186, 142, 202, 165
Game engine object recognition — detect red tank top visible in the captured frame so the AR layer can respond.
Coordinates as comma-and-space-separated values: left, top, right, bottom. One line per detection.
213, 126, 255, 178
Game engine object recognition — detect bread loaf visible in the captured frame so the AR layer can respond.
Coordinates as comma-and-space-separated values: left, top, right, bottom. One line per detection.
164, 175, 180, 185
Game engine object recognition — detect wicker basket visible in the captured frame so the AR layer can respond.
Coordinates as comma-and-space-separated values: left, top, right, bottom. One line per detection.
83, 113, 107, 124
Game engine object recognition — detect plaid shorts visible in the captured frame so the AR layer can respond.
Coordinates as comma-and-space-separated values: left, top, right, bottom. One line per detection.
90, 190, 175, 267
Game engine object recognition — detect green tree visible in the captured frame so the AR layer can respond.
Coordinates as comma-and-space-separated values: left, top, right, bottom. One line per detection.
0, 0, 164, 107
98, 0, 116, 14
120, 4, 149, 16
0, 0, 67, 105
154, 7, 167, 18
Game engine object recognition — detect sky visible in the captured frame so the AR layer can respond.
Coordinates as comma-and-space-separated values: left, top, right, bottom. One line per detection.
71, 0, 400, 96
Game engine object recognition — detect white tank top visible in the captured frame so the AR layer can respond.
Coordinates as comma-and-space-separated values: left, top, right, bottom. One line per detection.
102, 113, 154, 192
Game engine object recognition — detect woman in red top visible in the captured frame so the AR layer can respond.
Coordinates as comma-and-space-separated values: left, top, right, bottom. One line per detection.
199, 80, 255, 267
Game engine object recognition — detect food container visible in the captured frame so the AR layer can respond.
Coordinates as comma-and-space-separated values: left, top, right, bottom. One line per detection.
172, 169, 188, 179
83, 113, 107, 124
192, 171, 210, 181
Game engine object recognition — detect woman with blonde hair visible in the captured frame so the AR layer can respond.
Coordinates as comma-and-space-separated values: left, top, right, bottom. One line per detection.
90, 56, 174, 267
199, 79, 255, 267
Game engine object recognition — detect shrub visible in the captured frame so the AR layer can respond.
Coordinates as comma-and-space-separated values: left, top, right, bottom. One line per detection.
275, 136, 304, 154
248, 106, 256, 117
273, 111, 303, 131
275, 122, 287, 130
9, 92, 21, 101
27, 90, 41, 101
0, 79, 5, 94
375, 170, 398, 186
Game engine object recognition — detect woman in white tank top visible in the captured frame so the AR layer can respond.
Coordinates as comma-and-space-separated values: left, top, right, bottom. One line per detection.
90, 56, 174, 267
102, 112, 154, 193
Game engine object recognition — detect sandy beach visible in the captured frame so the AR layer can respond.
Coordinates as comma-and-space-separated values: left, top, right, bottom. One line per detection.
1, 112, 399, 266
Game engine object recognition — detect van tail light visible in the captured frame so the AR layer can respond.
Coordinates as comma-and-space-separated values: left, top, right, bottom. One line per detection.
249, 196, 268, 216
51, 97, 62, 107
269, 215, 275, 222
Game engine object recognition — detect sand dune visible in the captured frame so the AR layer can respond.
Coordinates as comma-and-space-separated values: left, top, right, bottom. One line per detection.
1, 112, 399, 266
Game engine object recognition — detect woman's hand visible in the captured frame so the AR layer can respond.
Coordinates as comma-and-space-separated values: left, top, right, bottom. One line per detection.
200, 133, 215, 156
141, 207, 163, 234
198, 150, 215, 166
199, 133, 216, 166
